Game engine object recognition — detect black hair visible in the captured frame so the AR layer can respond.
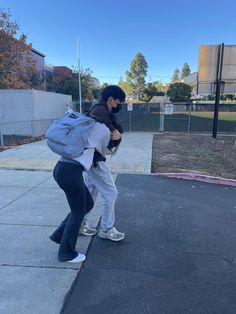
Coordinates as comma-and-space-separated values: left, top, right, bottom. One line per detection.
101, 85, 126, 102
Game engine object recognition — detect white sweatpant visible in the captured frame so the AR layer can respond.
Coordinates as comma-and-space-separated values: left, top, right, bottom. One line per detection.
83, 162, 118, 231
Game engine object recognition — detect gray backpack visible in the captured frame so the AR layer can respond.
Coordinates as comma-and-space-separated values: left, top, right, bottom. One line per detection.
45, 112, 96, 158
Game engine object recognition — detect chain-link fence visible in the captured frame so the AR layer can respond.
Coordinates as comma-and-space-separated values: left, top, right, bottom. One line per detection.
114, 102, 236, 134
0, 90, 71, 146
0, 119, 54, 146
1, 101, 236, 147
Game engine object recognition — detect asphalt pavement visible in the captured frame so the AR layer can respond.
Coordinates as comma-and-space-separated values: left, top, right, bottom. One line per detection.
62, 174, 236, 314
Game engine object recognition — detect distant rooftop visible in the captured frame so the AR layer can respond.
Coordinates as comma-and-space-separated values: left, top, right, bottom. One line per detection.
149, 96, 171, 103
182, 72, 197, 84
31, 48, 45, 58
53, 66, 73, 76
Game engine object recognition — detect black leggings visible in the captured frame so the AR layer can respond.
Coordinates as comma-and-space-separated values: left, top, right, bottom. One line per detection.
50, 161, 94, 261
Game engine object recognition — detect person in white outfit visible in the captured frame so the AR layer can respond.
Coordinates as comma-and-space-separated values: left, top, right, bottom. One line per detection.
80, 85, 126, 241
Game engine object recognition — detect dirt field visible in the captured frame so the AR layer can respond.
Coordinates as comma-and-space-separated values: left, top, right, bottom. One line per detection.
152, 133, 236, 179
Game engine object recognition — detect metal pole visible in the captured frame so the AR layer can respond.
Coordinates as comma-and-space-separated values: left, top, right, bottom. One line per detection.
160, 96, 168, 132
196, 72, 199, 95
129, 111, 132, 132
77, 34, 82, 113
213, 43, 224, 138
159, 103, 164, 132
0, 112, 3, 146
0, 125, 3, 146
187, 102, 192, 133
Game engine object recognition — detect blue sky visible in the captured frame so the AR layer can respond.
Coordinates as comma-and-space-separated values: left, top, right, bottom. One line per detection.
1, 0, 236, 84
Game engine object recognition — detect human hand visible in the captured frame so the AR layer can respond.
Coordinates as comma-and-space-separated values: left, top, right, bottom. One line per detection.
111, 129, 122, 140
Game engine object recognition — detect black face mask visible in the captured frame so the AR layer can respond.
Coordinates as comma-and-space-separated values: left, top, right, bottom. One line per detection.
112, 103, 122, 113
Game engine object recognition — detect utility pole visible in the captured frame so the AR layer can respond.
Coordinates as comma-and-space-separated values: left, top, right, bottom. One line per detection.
77, 34, 82, 113
213, 43, 224, 138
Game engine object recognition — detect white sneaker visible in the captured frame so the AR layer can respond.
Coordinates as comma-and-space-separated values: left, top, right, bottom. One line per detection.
98, 226, 125, 242
79, 224, 97, 236
67, 253, 86, 263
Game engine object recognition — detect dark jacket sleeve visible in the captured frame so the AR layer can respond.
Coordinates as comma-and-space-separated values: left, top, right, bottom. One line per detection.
89, 106, 114, 131
89, 104, 122, 157
110, 113, 123, 133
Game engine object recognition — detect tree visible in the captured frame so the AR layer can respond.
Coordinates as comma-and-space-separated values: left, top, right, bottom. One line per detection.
118, 80, 133, 96
153, 81, 169, 94
80, 68, 100, 100
54, 67, 100, 101
171, 68, 180, 82
142, 83, 164, 102
181, 63, 191, 79
30, 71, 45, 90
167, 83, 192, 102
126, 52, 148, 100
0, 9, 36, 89
45, 70, 54, 91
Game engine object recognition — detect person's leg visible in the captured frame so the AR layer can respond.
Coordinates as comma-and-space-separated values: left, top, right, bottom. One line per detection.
78, 171, 99, 236
86, 163, 125, 241
50, 213, 70, 244
51, 162, 94, 261
84, 170, 99, 202
90, 162, 118, 231
58, 190, 92, 261
82, 171, 99, 224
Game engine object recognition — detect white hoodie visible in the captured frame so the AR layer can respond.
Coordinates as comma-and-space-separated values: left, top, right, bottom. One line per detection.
61, 122, 110, 171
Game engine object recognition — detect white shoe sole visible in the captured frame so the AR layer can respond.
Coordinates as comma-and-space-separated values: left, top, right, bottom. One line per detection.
80, 230, 97, 236
67, 253, 86, 263
98, 233, 125, 242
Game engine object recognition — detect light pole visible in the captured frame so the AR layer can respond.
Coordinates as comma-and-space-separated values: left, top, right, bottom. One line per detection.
213, 43, 224, 138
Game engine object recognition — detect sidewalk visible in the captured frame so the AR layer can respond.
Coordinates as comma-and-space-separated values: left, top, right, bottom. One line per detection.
0, 132, 153, 173
0, 132, 153, 314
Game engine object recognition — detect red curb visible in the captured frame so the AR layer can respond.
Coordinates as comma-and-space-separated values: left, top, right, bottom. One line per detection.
152, 172, 236, 187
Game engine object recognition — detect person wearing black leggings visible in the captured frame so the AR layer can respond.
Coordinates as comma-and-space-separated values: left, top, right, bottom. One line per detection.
50, 162, 94, 262
49, 121, 111, 263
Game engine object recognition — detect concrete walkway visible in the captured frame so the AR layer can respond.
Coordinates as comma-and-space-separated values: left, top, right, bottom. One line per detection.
0, 132, 153, 174
0, 132, 153, 314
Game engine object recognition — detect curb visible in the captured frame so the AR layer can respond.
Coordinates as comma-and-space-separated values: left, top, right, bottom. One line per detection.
153, 172, 236, 187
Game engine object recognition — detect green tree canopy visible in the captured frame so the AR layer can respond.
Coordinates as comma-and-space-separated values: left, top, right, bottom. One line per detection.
118, 80, 133, 96
153, 81, 168, 94
142, 83, 165, 102
126, 52, 148, 100
167, 82, 192, 102
181, 63, 191, 79
80, 68, 100, 100
171, 68, 180, 82
0, 9, 37, 89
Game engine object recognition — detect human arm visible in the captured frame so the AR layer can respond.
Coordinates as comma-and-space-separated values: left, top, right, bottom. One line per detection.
110, 129, 122, 140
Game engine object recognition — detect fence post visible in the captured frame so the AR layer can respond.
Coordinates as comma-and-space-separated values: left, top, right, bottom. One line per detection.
159, 103, 164, 132
0, 124, 3, 146
127, 102, 133, 132
187, 102, 192, 133
129, 111, 132, 132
